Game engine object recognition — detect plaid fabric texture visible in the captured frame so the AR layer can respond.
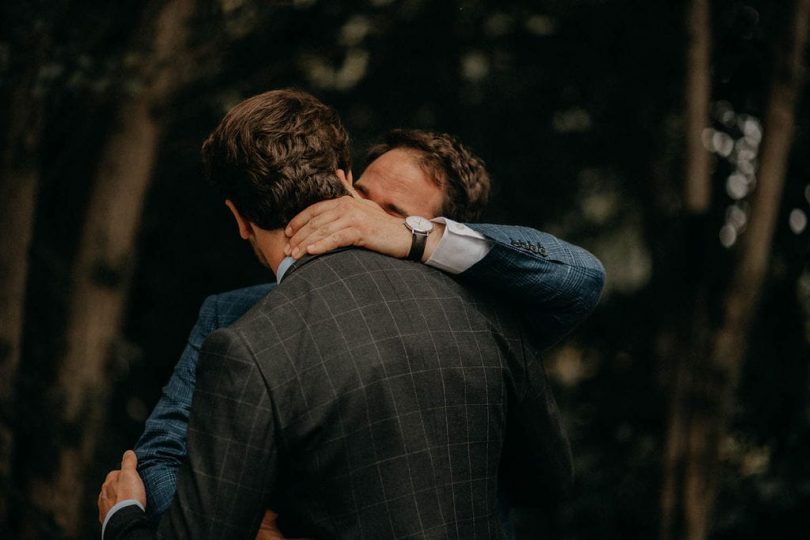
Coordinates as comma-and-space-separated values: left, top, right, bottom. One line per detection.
134, 224, 603, 525
464, 223, 604, 351
135, 283, 276, 520
148, 249, 572, 539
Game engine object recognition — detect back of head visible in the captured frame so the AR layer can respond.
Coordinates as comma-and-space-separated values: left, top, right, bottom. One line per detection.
202, 89, 351, 230
365, 129, 491, 222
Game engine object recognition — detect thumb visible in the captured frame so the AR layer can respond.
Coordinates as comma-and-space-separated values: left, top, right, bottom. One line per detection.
121, 450, 138, 471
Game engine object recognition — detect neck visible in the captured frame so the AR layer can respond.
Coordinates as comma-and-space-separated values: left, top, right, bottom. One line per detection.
251, 228, 288, 277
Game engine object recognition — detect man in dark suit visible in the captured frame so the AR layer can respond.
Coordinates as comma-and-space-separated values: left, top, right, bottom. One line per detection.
98, 89, 574, 538
133, 129, 605, 526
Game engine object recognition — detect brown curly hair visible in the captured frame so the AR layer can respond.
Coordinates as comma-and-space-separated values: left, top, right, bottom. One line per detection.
202, 89, 351, 230
365, 129, 491, 222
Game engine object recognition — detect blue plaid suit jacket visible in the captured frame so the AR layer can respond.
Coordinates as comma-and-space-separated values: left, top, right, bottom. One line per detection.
134, 223, 604, 522
113, 248, 578, 539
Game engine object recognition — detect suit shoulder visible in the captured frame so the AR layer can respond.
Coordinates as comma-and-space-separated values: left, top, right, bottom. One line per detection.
202, 283, 276, 308
199, 283, 276, 326
301, 248, 437, 279
202, 325, 246, 353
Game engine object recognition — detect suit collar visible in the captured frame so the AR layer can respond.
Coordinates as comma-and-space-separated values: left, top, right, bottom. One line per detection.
281, 247, 353, 281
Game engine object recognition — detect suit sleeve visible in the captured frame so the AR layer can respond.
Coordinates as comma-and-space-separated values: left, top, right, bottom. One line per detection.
461, 223, 605, 351
134, 285, 276, 521
108, 328, 280, 539
133, 302, 212, 521
104, 505, 153, 540
163, 327, 279, 538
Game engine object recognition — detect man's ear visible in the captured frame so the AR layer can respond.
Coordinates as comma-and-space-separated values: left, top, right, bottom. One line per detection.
225, 199, 252, 240
336, 169, 358, 197
336, 169, 354, 189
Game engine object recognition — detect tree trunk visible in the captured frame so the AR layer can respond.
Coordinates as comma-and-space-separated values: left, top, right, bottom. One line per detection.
661, 1, 810, 539
683, 1, 810, 538
660, 0, 713, 538
23, 0, 195, 535
0, 32, 48, 526
683, 0, 712, 213
0, 98, 43, 530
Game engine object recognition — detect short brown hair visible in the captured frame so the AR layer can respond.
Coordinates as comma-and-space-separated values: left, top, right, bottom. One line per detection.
202, 89, 351, 230
365, 129, 491, 221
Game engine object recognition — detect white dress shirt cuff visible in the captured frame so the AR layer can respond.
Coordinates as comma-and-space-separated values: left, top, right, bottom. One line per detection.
425, 218, 493, 274
102, 499, 145, 539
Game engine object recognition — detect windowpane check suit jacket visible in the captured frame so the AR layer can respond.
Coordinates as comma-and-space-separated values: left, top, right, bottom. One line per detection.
108, 249, 573, 539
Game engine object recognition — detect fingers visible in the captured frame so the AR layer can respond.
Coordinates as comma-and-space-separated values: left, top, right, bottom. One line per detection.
101, 471, 120, 499
121, 450, 138, 471
98, 470, 120, 523
261, 509, 280, 525
288, 214, 353, 258
97, 452, 142, 525
303, 230, 361, 256
285, 198, 344, 238
284, 196, 405, 261
98, 490, 106, 524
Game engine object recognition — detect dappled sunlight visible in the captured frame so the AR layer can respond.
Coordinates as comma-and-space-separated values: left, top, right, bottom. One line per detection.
703, 102, 764, 248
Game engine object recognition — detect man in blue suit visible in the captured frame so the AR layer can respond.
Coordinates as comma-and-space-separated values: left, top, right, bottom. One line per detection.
125, 125, 604, 533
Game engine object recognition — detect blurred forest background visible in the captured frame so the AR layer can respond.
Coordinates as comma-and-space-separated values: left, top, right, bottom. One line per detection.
1, 0, 809, 538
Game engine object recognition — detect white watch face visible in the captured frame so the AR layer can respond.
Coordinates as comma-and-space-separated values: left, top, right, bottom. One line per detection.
405, 216, 434, 234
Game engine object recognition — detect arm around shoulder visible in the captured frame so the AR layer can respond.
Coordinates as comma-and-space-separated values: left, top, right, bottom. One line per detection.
133, 293, 223, 520
134, 285, 275, 521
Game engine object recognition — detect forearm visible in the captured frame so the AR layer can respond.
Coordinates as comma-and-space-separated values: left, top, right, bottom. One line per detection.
283, 198, 605, 349
106, 316, 206, 535
133, 336, 200, 519
460, 223, 605, 349
417, 219, 606, 349
109, 331, 275, 538
134, 286, 275, 520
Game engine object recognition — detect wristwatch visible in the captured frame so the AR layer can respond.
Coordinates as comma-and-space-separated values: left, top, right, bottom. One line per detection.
404, 216, 434, 261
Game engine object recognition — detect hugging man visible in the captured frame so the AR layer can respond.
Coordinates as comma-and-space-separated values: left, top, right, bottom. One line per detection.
99, 89, 604, 538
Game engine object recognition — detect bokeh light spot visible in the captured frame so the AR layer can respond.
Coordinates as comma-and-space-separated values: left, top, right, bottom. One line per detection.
340, 15, 371, 47
789, 208, 807, 234
461, 51, 490, 81
711, 131, 734, 157
553, 107, 592, 133
727, 173, 749, 200
484, 12, 514, 37
701, 128, 715, 150
720, 224, 737, 247
726, 204, 747, 231
525, 15, 556, 35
